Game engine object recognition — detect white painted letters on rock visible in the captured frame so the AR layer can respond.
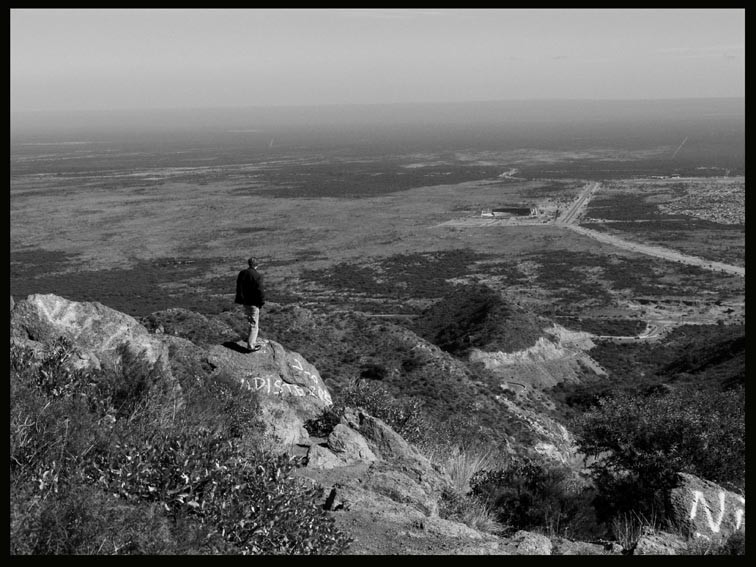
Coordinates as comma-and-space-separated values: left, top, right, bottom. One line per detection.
668, 473, 745, 541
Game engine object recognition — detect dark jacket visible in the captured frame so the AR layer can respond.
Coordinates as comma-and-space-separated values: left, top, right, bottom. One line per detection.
235, 267, 265, 307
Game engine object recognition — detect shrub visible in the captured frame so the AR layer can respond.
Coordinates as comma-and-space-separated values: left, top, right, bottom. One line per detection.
97, 345, 166, 420
359, 362, 388, 380
681, 532, 746, 556
438, 487, 503, 535
11, 486, 183, 555
470, 457, 600, 539
303, 408, 342, 438
87, 432, 351, 555
429, 445, 496, 494
610, 510, 661, 551
175, 367, 265, 442
10, 339, 102, 491
414, 284, 544, 356
575, 387, 745, 521
10, 338, 351, 555
306, 379, 426, 444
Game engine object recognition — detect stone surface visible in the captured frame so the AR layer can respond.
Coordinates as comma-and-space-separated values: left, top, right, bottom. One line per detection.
355, 410, 427, 467
11, 294, 168, 369
206, 340, 332, 405
307, 444, 346, 470
667, 473, 745, 541
10, 293, 183, 420
257, 403, 310, 449
632, 532, 687, 555
141, 307, 240, 346
507, 530, 553, 555
205, 340, 332, 447
328, 424, 377, 463
9, 294, 669, 555
362, 462, 439, 516
351, 410, 448, 509
551, 538, 613, 555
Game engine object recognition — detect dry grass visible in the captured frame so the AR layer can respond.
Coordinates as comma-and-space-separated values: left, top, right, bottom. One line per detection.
457, 497, 504, 534
430, 444, 506, 535
610, 509, 660, 550
430, 445, 497, 494
681, 532, 745, 556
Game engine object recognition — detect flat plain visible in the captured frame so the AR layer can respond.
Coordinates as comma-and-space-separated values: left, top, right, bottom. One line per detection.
11, 101, 745, 335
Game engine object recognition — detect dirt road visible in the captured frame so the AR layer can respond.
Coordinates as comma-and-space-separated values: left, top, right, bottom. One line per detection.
593, 322, 665, 343
555, 181, 600, 225
554, 181, 744, 278
566, 224, 745, 277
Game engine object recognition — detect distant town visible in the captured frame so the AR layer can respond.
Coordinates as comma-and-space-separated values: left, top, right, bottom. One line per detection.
658, 179, 745, 225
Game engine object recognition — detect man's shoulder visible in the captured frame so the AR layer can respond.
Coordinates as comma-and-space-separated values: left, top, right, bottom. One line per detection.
239, 267, 262, 281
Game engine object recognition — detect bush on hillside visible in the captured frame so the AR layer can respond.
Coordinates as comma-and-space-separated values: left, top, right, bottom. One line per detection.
414, 284, 544, 356
10, 338, 351, 555
438, 486, 503, 535
304, 379, 426, 444
470, 457, 600, 539
87, 434, 351, 555
575, 387, 745, 522
681, 532, 746, 556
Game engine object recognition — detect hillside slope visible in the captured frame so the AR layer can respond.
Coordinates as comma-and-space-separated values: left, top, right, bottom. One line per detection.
257, 302, 582, 462
10, 293, 620, 555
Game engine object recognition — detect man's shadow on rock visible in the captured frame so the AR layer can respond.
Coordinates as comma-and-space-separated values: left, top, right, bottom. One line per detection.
222, 341, 251, 353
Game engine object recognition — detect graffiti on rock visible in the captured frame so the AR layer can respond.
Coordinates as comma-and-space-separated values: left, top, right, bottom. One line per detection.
241, 374, 332, 405
689, 490, 745, 538
289, 357, 320, 385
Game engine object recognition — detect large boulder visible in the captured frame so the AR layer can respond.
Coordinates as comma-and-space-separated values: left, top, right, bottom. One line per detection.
346, 409, 427, 468
361, 461, 440, 516
667, 473, 745, 542
304, 409, 451, 515
305, 424, 378, 469
327, 424, 377, 463
205, 340, 332, 448
11, 294, 167, 370
10, 293, 183, 420
306, 445, 348, 470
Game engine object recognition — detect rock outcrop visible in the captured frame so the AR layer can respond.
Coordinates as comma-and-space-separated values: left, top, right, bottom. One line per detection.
628, 473, 747, 555
506, 530, 553, 555
8, 293, 631, 554
9, 294, 333, 451
301, 408, 448, 517
11, 294, 183, 422
667, 473, 745, 542
468, 324, 606, 389
205, 339, 332, 446
11, 293, 169, 370
141, 307, 241, 346
632, 532, 688, 555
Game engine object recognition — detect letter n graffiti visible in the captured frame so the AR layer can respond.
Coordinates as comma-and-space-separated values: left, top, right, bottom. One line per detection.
690, 490, 726, 534
734, 496, 745, 531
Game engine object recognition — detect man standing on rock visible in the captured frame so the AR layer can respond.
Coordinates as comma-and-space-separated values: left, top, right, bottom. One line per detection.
235, 257, 266, 352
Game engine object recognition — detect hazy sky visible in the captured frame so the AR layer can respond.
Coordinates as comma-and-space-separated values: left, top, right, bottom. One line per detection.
11, 8, 745, 112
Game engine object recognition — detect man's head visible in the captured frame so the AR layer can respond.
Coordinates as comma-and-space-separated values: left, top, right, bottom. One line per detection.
247, 257, 258, 268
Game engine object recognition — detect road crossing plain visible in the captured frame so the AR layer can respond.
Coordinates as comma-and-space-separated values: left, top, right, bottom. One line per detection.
433, 176, 743, 334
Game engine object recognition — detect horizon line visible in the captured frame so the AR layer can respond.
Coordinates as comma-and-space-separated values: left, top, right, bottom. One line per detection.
11, 96, 745, 115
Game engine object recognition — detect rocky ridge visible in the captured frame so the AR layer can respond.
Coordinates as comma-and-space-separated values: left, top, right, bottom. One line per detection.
10, 293, 742, 554
469, 324, 606, 389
